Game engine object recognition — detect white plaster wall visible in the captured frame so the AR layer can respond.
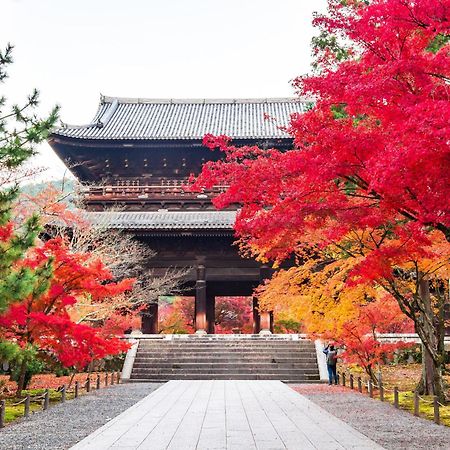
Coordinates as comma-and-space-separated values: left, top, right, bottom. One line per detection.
121, 339, 139, 381
314, 339, 329, 381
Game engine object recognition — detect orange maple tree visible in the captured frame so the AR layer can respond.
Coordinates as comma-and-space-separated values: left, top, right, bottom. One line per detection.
257, 250, 415, 380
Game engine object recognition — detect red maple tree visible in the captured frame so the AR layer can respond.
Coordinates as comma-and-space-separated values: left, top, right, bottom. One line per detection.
337, 296, 414, 381
0, 238, 133, 393
193, 0, 450, 399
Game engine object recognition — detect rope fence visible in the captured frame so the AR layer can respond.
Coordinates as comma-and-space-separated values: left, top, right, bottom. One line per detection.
337, 369, 450, 426
0, 371, 121, 428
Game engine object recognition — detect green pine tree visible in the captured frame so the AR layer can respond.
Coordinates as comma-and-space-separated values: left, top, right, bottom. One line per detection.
0, 44, 58, 363
0, 44, 59, 169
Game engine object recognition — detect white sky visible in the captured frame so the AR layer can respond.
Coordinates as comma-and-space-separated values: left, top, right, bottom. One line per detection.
2, 0, 327, 180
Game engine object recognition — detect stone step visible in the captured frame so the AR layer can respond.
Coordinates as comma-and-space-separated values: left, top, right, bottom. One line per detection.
134, 353, 317, 358
129, 373, 320, 381
134, 356, 317, 363
138, 347, 315, 353
133, 361, 317, 369
128, 337, 319, 383
133, 364, 317, 370
131, 364, 318, 372
139, 345, 315, 352
136, 352, 316, 360
129, 378, 320, 384
136, 346, 315, 351
131, 370, 319, 377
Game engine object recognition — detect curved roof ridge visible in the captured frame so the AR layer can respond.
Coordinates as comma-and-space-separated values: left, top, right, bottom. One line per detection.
101, 96, 312, 105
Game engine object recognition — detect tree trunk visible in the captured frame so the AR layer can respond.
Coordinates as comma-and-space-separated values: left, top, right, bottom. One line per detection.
366, 364, 380, 384
416, 343, 446, 401
415, 277, 446, 402
67, 371, 76, 390
16, 358, 28, 397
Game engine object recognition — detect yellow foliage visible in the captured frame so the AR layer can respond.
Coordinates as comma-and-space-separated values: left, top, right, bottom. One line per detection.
258, 257, 372, 338
257, 227, 449, 340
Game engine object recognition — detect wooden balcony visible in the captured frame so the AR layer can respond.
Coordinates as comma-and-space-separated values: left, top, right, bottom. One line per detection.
82, 184, 228, 203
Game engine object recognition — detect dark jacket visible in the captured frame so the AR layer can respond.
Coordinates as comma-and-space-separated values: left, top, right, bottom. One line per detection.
323, 346, 338, 366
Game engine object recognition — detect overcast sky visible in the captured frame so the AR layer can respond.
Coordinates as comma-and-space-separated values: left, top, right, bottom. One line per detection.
2, 0, 327, 180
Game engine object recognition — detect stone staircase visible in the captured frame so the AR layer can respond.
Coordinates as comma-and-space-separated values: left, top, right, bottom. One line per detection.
129, 335, 320, 383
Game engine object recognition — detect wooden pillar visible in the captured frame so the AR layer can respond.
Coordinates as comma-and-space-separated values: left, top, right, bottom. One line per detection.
259, 265, 273, 335
141, 301, 158, 334
252, 297, 261, 334
195, 265, 207, 334
206, 293, 215, 334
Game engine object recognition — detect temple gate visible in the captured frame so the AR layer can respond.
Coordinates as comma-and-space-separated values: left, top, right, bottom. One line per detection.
49, 96, 308, 334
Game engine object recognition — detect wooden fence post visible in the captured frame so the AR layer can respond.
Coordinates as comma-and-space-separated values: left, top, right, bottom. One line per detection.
96, 374, 101, 390
61, 385, 66, 403
414, 392, 419, 416
116, 371, 121, 384
111, 372, 115, 385
377, 370, 382, 388
342, 373, 346, 387
368, 379, 373, 398
379, 382, 384, 402
86, 377, 91, 393
75, 381, 79, 398
24, 394, 30, 417
349, 374, 354, 390
394, 387, 399, 409
433, 396, 440, 425
0, 399, 5, 428
357, 377, 362, 393
43, 389, 50, 410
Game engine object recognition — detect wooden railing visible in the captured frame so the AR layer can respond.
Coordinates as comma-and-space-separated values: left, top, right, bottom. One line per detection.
83, 185, 228, 201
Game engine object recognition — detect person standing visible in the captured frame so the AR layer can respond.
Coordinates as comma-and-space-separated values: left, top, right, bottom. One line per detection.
323, 343, 339, 385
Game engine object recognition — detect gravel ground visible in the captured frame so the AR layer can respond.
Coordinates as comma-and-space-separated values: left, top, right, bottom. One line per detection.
291, 384, 450, 450
4, 381, 449, 450
0, 382, 162, 450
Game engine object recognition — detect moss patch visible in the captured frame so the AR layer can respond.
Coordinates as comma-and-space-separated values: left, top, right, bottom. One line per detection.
381, 392, 450, 427
3, 388, 76, 424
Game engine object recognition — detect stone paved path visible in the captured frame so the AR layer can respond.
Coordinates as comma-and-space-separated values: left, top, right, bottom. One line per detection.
71, 380, 383, 450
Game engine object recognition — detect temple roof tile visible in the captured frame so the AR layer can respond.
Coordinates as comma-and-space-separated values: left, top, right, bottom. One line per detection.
54, 97, 311, 141
85, 210, 237, 230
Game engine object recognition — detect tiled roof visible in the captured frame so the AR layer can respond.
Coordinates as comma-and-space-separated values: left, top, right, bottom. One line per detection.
86, 210, 236, 230
53, 97, 311, 141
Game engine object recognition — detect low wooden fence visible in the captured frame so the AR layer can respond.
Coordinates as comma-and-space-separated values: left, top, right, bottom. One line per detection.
337, 370, 450, 426
0, 371, 121, 428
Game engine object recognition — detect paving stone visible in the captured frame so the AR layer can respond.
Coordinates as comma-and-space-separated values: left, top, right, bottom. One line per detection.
70, 381, 383, 450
